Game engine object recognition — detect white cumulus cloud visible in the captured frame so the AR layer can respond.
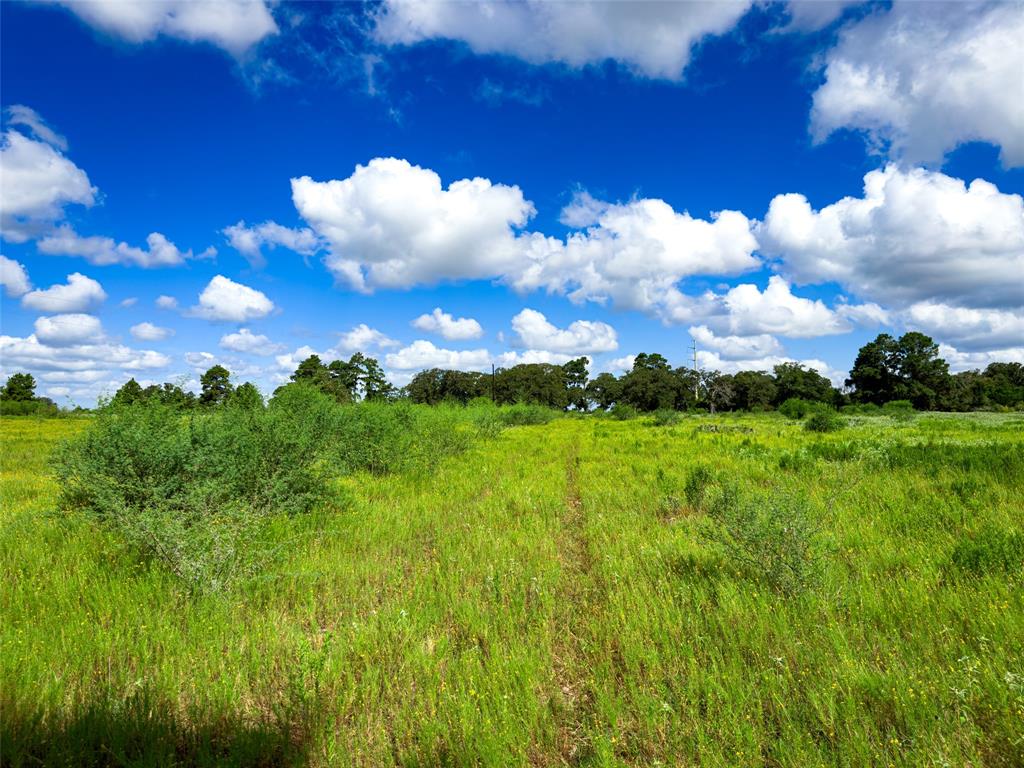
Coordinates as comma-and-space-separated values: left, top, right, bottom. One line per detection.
373, 0, 753, 80
54, 0, 278, 56
219, 328, 285, 356
38, 226, 214, 268
759, 165, 1024, 309
811, 1, 1024, 166
412, 307, 484, 340
21, 272, 106, 313
689, 325, 783, 360
0, 119, 95, 242
334, 323, 399, 353
0, 255, 31, 297
186, 275, 275, 322
34, 313, 104, 346
130, 322, 175, 342
223, 219, 320, 268
510, 308, 617, 354
292, 157, 537, 292
384, 339, 491, 370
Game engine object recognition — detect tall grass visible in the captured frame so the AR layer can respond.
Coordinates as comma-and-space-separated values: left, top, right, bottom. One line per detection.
2, 410, 1022, 766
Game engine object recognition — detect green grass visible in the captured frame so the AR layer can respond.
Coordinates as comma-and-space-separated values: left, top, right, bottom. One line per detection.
2, 412, 1022, 766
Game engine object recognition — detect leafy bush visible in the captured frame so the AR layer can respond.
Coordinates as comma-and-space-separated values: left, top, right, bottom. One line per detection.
609, 403, 640, 421
685, 466, 820, 595
950, 525, 1024, 575
841, 403, 881, 416
497, 403, 560, 426
882, 400, 915, 413
650, 408, 683, 427
53, 388, 486, 591
54, 394, 339, 592
778, 398, 829, 420
804, 411, 846, 433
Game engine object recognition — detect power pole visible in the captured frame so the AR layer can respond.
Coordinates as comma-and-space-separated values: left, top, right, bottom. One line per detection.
691, 337, 700, 401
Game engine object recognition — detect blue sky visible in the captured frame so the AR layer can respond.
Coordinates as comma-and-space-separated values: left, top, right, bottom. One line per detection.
1, 0, 1022, 406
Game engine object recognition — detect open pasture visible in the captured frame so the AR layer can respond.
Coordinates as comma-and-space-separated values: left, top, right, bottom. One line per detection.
2, 411, 1022, 766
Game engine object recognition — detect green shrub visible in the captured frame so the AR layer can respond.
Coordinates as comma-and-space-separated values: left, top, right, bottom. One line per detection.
54, 394, 340, 592
804, 411, 846, 433
53, 389, 486, 591
778, 398, 829, 420
497, 403, 560, 426
950, 525, 1024, 575
650, 408, 682, 427
882, 400, 915, 413
702, 489, 821, 596
841, 403, 881, 416
609, 403, 639, 421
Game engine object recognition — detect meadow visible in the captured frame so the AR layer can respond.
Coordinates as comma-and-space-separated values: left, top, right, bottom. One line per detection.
1, 407, 1022, 767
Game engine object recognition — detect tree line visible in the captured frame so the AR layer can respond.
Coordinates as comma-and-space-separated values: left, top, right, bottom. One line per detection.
4, 331, 1023, 415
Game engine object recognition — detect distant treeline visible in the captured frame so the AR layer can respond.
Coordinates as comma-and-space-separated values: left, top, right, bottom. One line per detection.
3, 331, 1023, 415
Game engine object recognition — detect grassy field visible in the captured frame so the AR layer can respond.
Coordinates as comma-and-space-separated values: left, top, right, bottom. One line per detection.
2, 411, 1022, 766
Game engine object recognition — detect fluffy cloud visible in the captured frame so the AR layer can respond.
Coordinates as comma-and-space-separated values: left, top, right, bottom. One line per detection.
156, 295, 179, 310
0, 255, 31, 297
292, 157, 537, 292
186, 275, 275, 322
903, 303, 1024, 352
689, 325, 783, 360
811, 1, 1024, 166
373, 0, 752, 80
715, 277, 850, 338
223, 219, 320, 268
494, 349, 577, 367
38, 227, 215, 268
37, 226, 214, 268
54, 0, 278, 56
604, 354, 637, 373
759, 165, 1024, 309
384, 340, 491, 370
334, 323, 399, 353
287, 159, 760, 321
5, 105, 67, 151
512, 195, 759, 318
510, 308, 617, 354
695, 348, 844, 385
21, 272, 106, 313
219, 328, 285, 356
939, 343, 1024, 373
412, 307, 484, 340
130, 322, 175, 342
0, 119, 95, 242
0, 334, 169, 372
781, 0, 860, 32
34, 314, 104, 346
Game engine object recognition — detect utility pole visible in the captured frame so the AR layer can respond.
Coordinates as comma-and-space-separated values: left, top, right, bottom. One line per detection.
691, 337, 700, 401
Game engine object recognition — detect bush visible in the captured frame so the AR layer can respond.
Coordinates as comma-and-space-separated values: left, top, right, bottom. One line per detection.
778, 398, 829, 420
609, 403, 639, 421
882, 400, 915, 413
497, 403, 560, 426
950, 525, 1024, 575
650, 408, 682, 427
804, 411, 846, 433
685, 466, 820, 595
841, 403, 881, 416
53, 388, 486, 591
54, 393, 340, 592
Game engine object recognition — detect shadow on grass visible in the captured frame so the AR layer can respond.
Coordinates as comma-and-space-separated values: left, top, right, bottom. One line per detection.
1, 694, 313, 768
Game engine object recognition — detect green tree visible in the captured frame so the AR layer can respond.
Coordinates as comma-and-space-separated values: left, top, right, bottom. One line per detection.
199, 365, 233, 407
773, 363, 834, 405
112, 378, 145, 407
231, 382, 264, 410
732, 370, 777, 410
585, 372, 621, 410
1, 372, 36, 401
619, 354, 681, 412
562, 357, 590, 411
847, 332, 950, 409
